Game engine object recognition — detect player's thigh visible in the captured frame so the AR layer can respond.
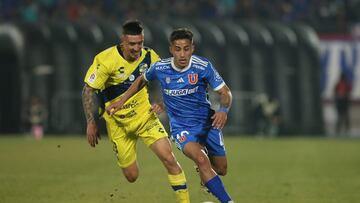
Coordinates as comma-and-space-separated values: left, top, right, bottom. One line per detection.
139, 114, 168, 147
107, 122, 138, 168
149, 137, 173, 160
204, 128, 226, 157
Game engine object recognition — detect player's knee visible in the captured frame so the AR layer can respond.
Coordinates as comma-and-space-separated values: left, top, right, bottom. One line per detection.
195, 155, 210, 169
122, 169, 139, 183
124, 173, 138, 183
215, 165, 227, 176
162, 154, 180, 169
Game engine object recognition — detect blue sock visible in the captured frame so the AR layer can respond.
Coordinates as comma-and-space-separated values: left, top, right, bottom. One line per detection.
205, 175, 232, 203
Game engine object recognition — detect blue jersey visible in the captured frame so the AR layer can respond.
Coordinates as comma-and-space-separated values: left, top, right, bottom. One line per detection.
144, 55, 225, 131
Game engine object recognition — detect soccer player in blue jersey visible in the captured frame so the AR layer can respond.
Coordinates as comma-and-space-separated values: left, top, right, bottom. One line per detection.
106, 28, 234, 203
82, 21, 190, 203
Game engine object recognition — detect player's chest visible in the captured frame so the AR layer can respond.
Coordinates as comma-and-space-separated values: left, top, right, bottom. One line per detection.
110, 62, 147, 83
159, 71, 203, 89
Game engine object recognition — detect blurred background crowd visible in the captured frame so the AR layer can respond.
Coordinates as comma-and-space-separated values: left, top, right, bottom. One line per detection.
1, 0, 360, 33
1, 0, 360, 136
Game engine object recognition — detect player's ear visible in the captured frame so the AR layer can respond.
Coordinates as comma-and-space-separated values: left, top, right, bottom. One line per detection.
120, 35, 125, 43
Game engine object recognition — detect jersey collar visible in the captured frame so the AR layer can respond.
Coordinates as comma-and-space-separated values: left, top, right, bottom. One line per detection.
116, 45, 144, 63
171, 56, 193, 72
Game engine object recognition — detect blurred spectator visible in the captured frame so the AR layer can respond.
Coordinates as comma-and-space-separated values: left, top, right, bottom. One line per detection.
29, 96, 47, 140
1, 0, 360, 33
334, 72, 352, 135
254, 93, 281, 136
19, 0, 39, 23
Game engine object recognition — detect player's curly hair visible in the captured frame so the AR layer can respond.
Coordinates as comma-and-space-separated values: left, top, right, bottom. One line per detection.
122, 20, 143, 35
169, 28, 193, 43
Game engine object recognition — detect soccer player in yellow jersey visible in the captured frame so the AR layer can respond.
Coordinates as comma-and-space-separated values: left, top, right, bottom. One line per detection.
81, 20, 190, 203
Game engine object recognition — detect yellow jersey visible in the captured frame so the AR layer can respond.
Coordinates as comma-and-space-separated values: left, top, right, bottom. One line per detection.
84, 45, 160, 122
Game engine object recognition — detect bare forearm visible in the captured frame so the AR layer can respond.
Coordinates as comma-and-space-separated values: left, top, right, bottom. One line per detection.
218, 85, 232, 109
82, 84, 100, 124
120, 75, 147, 104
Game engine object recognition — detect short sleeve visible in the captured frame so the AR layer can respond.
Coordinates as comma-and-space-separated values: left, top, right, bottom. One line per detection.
144, 63, 157, 81
84, 56, 109, 90
204, 61, 225, 91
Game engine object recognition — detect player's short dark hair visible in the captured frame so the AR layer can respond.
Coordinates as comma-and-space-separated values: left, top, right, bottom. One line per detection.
122, 20, 143, 35
169, 28, 193, 43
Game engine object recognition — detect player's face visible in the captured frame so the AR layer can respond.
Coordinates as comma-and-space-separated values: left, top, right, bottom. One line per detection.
121, 33, 144, 62
170, 39, 194, 69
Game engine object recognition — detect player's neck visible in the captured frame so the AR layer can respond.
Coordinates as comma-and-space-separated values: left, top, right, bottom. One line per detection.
117, 45, 138, 62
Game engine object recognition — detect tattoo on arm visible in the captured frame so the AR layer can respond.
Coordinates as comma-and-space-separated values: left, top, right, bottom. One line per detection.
82, 84, 100, 124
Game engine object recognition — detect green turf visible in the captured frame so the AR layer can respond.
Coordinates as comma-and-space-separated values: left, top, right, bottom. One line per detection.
0, 135, 360, 203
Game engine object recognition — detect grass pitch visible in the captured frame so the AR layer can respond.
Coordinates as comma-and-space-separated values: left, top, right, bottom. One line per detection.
0, 135, 359, 203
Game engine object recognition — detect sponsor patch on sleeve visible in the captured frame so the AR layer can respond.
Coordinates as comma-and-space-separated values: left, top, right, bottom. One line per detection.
88, 73, 96, 83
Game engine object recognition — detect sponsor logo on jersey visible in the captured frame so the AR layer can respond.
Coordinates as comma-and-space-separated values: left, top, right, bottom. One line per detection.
118, 67, 125, 73
116, 67, 126, 78
155, 65, 170, 70
88, 73, 96, 83
163, 86, 199, 96
117, 110, 137, 119
188, 73, 198, 84
120, 100, 139, 109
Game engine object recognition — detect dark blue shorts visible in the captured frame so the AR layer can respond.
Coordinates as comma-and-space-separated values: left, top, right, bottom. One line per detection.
170, 126, 226, 156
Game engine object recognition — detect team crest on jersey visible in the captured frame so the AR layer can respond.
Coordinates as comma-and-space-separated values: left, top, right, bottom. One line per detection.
139, 63, 148, 73
188, 73, 198, 85
166, 77, 171, 84
88, 73, 96, 83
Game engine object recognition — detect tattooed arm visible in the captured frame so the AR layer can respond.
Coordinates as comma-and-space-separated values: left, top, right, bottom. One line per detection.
82, 84, 101, 147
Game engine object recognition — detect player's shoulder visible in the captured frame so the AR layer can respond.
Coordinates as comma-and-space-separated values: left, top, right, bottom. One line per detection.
95, 45, 118, 64
143, 46, 158, 56
191, 55, 211, 71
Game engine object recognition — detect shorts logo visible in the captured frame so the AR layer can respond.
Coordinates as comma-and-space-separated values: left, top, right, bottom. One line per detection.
188, 73, 198, 85
158, 128, 165, 133
176, 131, 189, 143
88, 73, 96, 83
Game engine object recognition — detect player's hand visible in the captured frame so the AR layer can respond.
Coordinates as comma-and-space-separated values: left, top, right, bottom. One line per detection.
106, 101, 123, 116
86, 121, 101, 147
211, 111, 228, 129
151, 103, 165, 115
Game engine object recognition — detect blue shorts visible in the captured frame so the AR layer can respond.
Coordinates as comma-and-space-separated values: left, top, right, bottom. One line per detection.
170, 126, 226, 156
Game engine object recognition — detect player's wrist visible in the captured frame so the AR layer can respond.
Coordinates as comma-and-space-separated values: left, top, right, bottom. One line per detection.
218, 106, 230, 114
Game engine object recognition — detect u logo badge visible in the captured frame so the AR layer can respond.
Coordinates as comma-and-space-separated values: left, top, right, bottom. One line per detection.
188, 73, 198, 85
